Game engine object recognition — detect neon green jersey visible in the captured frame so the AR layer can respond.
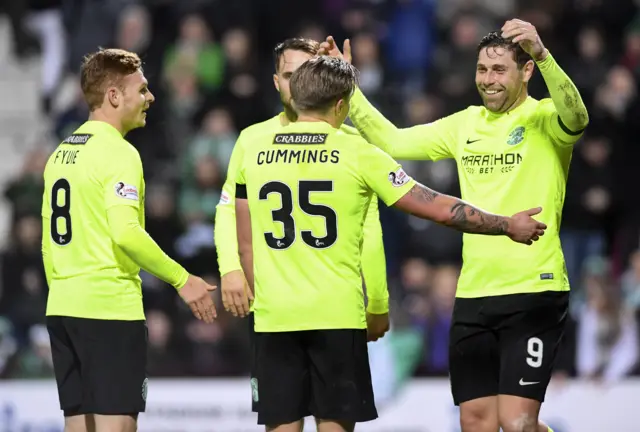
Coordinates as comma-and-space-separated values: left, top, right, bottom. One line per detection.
235, 121, 414, 332
42, 121, 188, 320
349, 53, 588, 298
215, 114, 389, 314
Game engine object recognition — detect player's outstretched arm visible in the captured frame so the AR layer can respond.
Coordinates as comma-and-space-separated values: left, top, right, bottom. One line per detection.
319, 35, 457, 161
393, 183, 547, 245
107, 205, 217, 322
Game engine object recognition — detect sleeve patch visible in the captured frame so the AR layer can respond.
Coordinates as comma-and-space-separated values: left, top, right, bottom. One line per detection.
388, 168, 410, 187
219, 191, 231, 205
114, 182, 139, 201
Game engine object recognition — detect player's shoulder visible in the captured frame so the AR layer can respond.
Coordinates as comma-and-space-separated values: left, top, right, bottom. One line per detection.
239, 114, 282, 138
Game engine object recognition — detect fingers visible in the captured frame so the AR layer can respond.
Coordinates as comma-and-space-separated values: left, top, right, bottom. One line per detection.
318, 41, 330, 55
199, 296, 217, 323
343, 39, 352, 63
231, 290, 250, 317
525, 206, 543, 216
189, 303, 202, 321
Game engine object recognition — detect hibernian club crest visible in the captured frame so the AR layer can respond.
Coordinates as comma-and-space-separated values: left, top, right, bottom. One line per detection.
507, 126, 525, 145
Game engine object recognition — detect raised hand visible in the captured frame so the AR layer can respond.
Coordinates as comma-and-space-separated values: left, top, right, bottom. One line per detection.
501, 19, 548, 61
318, 36, 352, 64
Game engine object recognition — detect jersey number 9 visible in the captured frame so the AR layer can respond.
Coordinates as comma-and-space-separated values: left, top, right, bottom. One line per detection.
260, 180, 337, 250
50, 178, 72, 245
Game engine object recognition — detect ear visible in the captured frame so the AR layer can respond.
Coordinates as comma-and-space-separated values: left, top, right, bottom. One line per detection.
106, 87, 120, 108
335, 98, 344, 116
273, 74, 279, 92
522, 59, 535, 84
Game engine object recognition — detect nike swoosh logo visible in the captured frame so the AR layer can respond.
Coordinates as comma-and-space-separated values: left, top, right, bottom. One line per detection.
519, 378, 540, 386
466, 138, 481, 144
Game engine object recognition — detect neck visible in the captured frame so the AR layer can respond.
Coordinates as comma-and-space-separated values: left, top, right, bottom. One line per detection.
88, 110, 126, 136
283, 105, 298, 124
504, 84, 529, 114
296, 112, 339, 128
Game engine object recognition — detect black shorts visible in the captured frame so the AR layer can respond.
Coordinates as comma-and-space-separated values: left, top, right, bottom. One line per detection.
46, 316, 148, 416
253, 328, 377, 425
449, 291, 569, 405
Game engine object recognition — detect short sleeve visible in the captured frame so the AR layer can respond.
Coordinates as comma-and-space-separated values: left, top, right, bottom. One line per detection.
101, 144, 143, 210
358, 144, 416, 206
538, 98, 585, 146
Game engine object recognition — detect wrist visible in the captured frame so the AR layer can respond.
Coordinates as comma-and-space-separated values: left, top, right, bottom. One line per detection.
504, 217, 515, 237
534, 48, 549, 63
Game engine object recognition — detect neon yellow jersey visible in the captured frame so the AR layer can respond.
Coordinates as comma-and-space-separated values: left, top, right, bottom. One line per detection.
215, 115, 390, 314
236, 121, 414, 332
351, 92, 581, 297
42, 121, 146, 320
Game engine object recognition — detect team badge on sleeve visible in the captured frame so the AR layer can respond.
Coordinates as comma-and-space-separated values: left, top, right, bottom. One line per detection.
219, 191, 231, 205
388, 168, 410, 187
114, 182, 139, 201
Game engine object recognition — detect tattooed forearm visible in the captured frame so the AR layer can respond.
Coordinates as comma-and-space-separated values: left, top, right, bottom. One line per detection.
409, 183, 439, 202
447, 202, 509, 235
553, 80, 589, 130
403, 184, 509, 235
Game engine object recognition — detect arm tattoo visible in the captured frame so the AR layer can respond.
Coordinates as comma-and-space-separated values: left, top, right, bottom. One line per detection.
407, 184, 508, 235
409, 184, 439, 202
448, 202, 508, 235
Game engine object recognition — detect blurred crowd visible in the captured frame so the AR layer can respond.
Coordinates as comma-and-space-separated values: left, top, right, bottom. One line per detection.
1, 0, 640, 386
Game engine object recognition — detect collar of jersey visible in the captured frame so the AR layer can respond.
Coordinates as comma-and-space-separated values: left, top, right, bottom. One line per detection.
284, 120, 336, 131
486, 96, 534, 119
83, 120, 124, 140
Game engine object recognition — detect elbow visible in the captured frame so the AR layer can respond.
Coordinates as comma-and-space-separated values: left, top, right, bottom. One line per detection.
237, 241, 252, 261
431, 206, 452, 226
111, 227, 133, 251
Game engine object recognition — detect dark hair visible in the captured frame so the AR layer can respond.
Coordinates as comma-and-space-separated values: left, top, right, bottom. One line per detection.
477, 31, 531, 69
290, 56, 359, 113
80, 48, 142, 111
273, 38, 320, 72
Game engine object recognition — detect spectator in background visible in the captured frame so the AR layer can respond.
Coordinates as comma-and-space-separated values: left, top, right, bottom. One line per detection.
146, 310, 186, 377
422, 265, 457, 376
4, 147, 48, 224
384, 0, 436, 95
350, 32, 384, 98
576, 257, 639, 384
621, 250, 640, 310
114, 3, 151, 57
7, 324, 54, 378
163, 14, 225, 94
0, 216, 47, 342
219, 28, 267, 129
567, 25, 610, 104
0, 318, 18, 379
561, 134, 613, 290
183, 108, 237, 176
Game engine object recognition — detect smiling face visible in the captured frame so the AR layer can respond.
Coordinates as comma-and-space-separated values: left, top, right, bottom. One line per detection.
475, 44, 533, 113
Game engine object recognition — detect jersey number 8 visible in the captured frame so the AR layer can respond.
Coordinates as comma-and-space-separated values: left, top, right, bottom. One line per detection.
50, 179, 72, 245
260, 180, 337, 250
